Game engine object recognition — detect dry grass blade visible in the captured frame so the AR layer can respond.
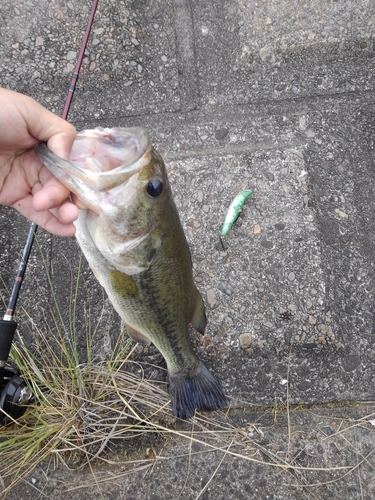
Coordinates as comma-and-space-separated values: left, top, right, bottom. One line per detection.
0, 320, 360, 498
0, 243, 368, 499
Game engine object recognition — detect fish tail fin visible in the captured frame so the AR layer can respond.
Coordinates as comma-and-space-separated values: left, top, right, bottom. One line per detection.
190, 289, 207, 334
168, 361, 227, 419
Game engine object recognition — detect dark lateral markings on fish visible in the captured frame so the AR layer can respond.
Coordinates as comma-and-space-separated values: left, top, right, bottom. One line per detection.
35, 127, 228, 419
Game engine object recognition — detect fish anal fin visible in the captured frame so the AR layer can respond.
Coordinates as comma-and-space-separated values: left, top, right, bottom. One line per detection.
190, 290, 207, 334
125, 324, 151, 345
168, 361, 227, 419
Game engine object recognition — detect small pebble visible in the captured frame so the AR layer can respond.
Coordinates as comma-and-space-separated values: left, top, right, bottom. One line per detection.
215, 128, 229, 140
309, 315, 317, 325
218, 281, 233, 296
65, 63, 75, 73
305, 128, 316, 138
187, 218, 201, 228
275, 83, 286, 91
206, 289, 217, 309
261, 240, 273, 249
259, 47, 274, 63
299, 116, 307, 131
239, 333, 251, 349
288, 272, 295, 282
263, 321, 274, 329
35, 36, 44, 47
66, 50, 77, 61
335, 208, 348, 219
253, 224, 261, 234
131, 38, 139, 46
327, 328, 335, 338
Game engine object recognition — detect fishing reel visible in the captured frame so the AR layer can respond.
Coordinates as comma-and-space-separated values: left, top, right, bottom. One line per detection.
0, 319, 33, 426
0, 366, 32, 426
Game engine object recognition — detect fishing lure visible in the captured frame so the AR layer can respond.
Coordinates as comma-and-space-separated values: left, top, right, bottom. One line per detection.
220, 189, 253, 238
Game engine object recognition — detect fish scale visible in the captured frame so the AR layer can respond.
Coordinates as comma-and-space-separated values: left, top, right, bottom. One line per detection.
36, 127, 227, 419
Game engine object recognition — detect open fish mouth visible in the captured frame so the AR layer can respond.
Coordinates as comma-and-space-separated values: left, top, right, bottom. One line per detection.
69, 127, 148, 172
35, 127, 152, 199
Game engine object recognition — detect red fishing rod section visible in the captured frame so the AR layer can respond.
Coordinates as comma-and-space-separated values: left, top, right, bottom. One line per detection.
0, 0, 99, 425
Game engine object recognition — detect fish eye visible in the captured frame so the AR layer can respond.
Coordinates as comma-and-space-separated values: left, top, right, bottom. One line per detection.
146, 178, 163, 197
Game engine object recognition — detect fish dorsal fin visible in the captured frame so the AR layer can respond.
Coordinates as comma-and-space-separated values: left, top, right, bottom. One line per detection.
125, 324, 151, 345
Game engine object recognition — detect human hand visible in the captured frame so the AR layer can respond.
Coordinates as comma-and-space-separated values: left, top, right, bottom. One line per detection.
0, 88, 78, 236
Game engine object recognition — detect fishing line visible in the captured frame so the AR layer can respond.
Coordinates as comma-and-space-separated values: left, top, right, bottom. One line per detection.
0, 0, 99, 425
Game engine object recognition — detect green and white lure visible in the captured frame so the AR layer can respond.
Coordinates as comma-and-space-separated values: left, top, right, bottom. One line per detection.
220, 189, 253, 238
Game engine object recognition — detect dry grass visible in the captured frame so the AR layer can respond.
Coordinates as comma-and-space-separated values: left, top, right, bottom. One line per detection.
0, 318, 363, 498
0, 246, 374, 498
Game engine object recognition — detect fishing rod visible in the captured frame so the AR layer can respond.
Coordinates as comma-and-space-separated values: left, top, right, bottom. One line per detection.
0, 0, 99, 426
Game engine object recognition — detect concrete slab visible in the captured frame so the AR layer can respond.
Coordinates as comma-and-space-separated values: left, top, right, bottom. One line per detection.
192, 0, 374, 106
6, 403, 375, 500
1, 0, 375, 497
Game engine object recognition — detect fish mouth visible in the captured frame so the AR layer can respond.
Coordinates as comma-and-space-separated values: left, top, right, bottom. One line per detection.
69, 127, 149, 173
35, 127, 151, 200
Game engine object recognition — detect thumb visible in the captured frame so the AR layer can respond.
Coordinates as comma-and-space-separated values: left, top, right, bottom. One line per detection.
14, 90, 76, 159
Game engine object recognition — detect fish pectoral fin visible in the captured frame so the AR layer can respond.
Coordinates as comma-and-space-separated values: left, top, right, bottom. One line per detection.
125, 324, 151, 345
112, 237, 162, 276
190, 290, 207, 334
144, 235, 162, 267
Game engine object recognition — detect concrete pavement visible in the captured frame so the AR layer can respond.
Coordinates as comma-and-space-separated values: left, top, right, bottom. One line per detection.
1, 0, 375, 498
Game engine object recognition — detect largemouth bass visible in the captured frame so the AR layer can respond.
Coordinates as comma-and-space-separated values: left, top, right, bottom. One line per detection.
36, 127, 227, 419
